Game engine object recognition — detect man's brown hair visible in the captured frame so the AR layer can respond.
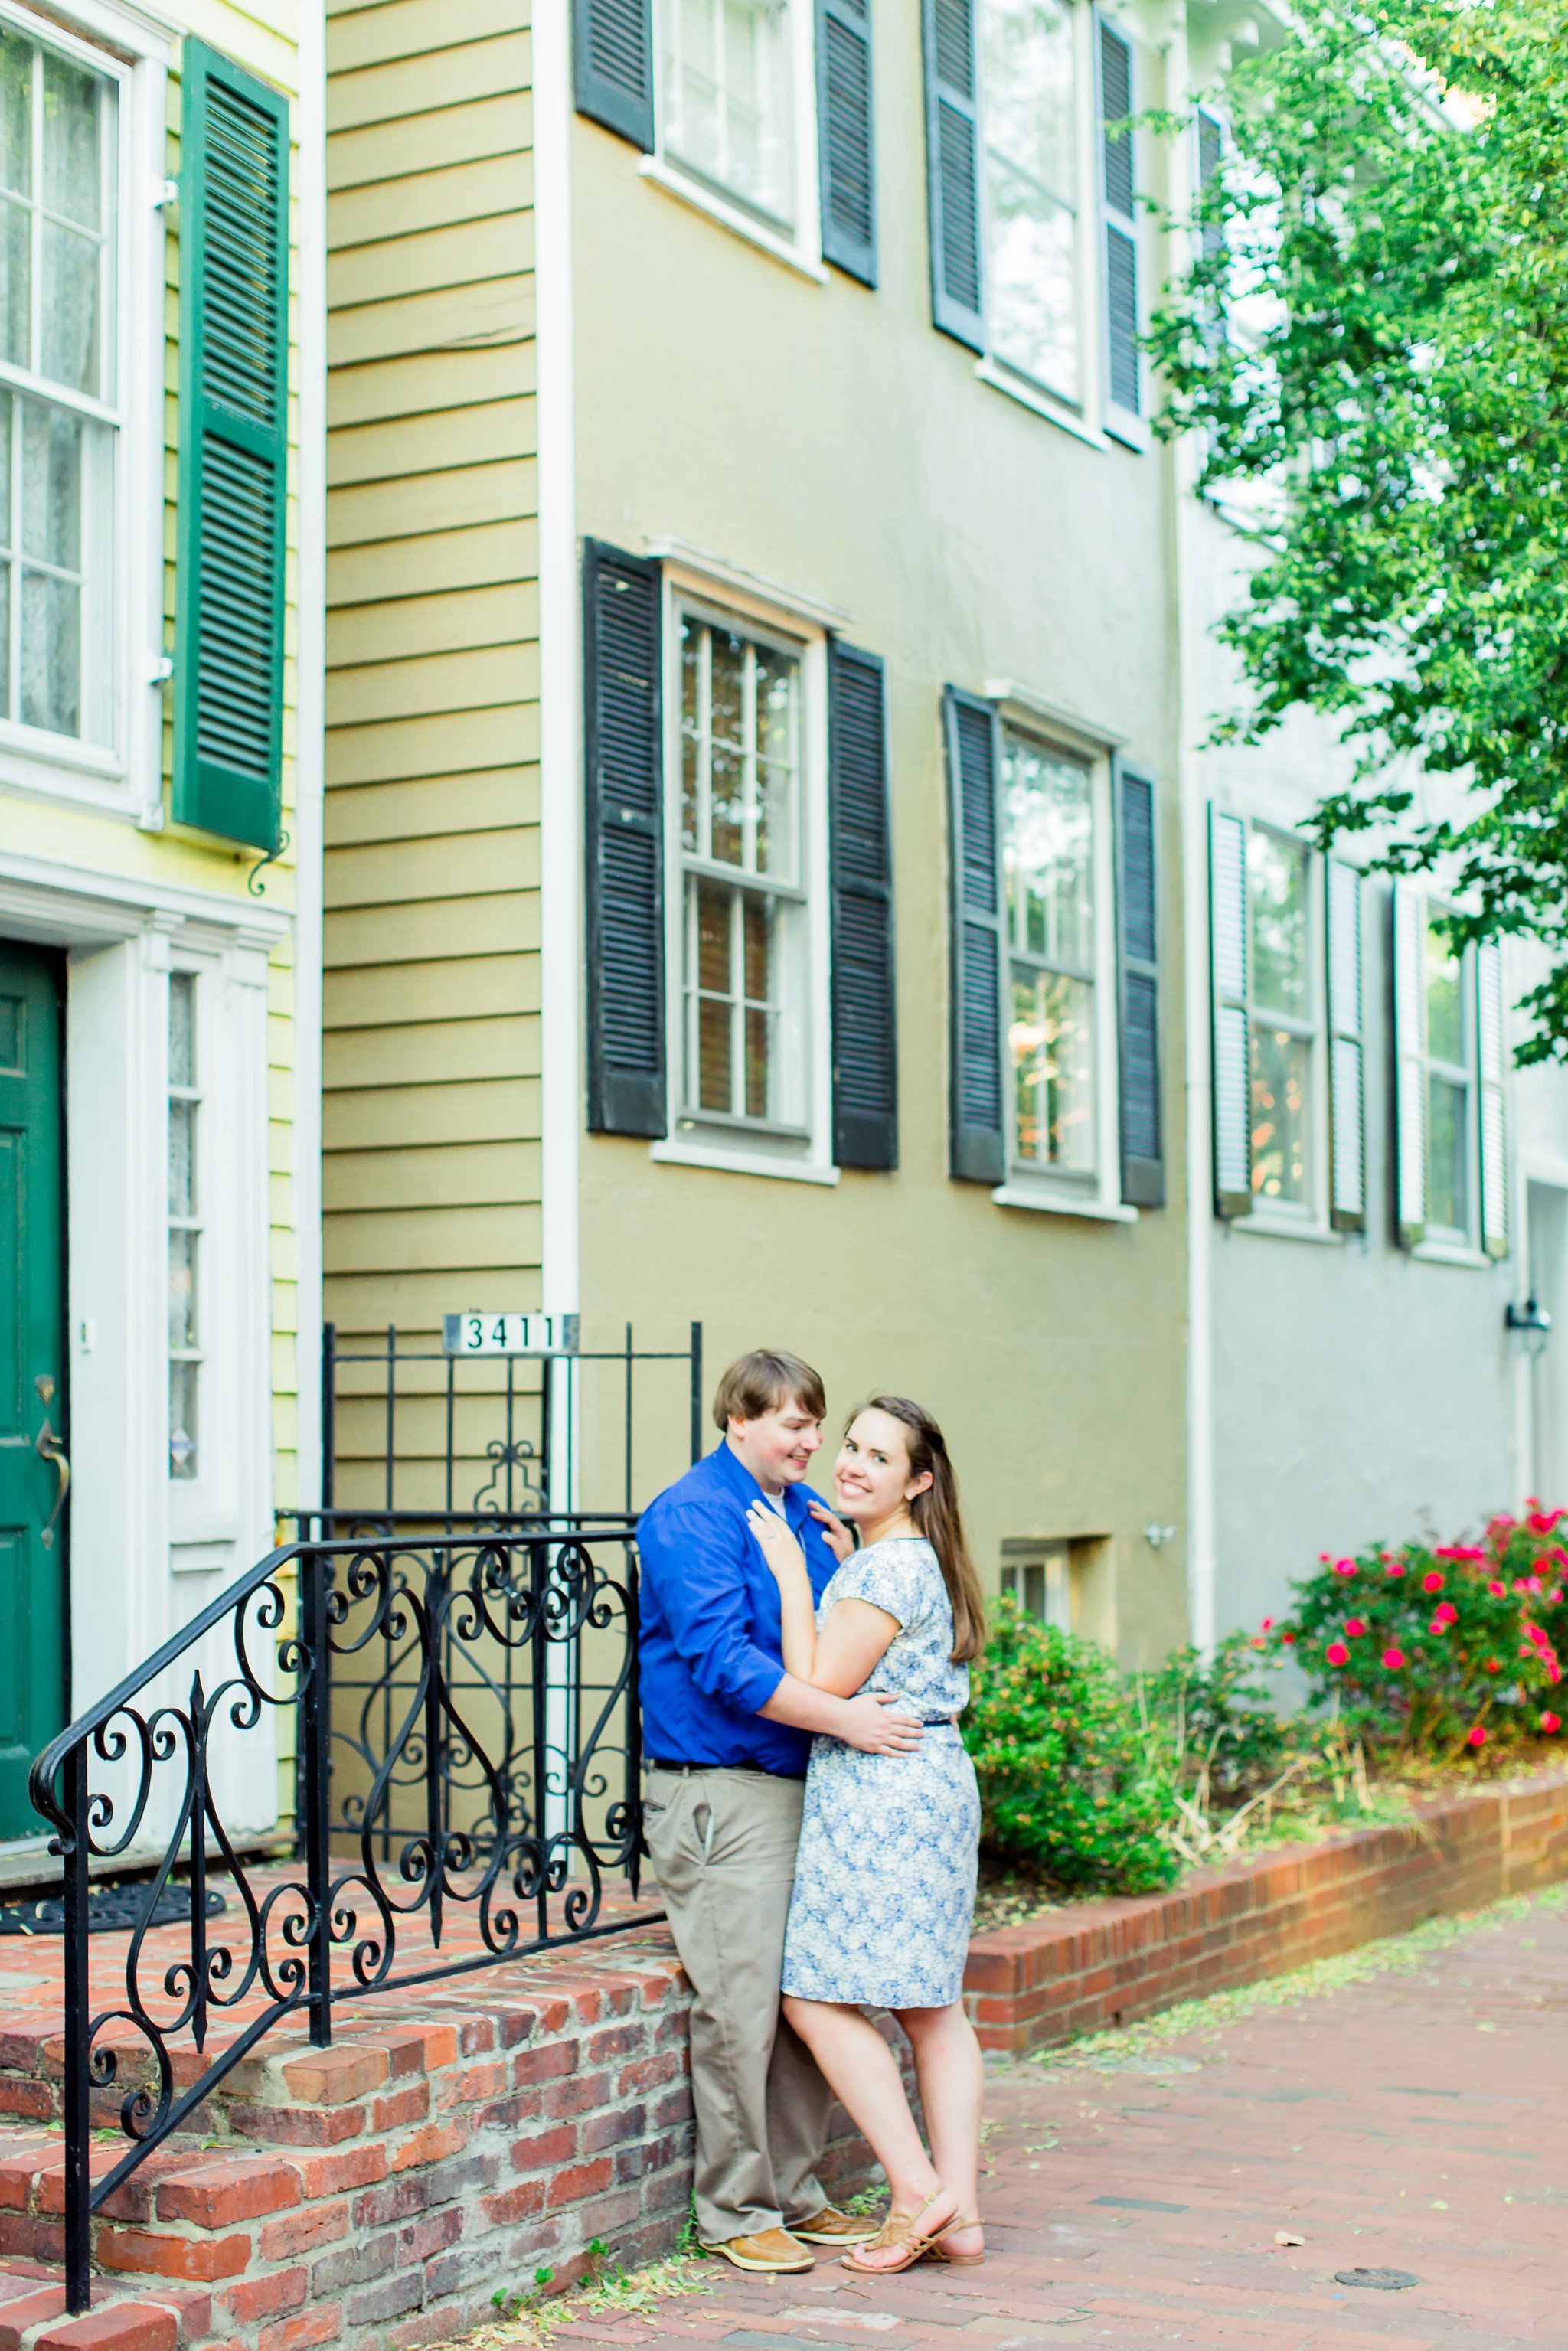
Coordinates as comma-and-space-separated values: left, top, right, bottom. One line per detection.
711, 1348, 827, 1432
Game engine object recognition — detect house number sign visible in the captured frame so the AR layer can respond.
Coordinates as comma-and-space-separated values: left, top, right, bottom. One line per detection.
443, 1312, 580, 1357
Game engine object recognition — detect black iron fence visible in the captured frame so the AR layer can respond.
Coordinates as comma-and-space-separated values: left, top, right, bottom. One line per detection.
29, 1523, 659, 2316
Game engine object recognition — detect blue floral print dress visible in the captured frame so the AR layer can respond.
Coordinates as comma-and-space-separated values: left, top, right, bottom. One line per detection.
781, 1536, 980, 2009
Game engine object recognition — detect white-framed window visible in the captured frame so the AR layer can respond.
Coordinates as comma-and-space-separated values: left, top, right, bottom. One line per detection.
965, 0, 1143, 446
1003, 731, 1097, 1174
648, 0, 822, 272
659, 581, 832, 1180
0, 0, 166, 821
1420, 909, 1474, 1244
1001, 1540, 1073, 1629
167, 965, 200, 1479
1246, 824, 1316, 1215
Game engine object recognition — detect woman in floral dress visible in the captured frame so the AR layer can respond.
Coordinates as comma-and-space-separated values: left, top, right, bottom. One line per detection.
746, 1396, 986, 2276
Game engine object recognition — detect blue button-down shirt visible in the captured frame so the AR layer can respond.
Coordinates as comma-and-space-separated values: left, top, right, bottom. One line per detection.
636, 1440, 841, 1775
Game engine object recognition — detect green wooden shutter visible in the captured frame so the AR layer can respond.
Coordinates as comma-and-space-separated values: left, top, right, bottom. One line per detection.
1326, 857, 1366, 1232
172, 41, 289, 852
944, 687, 1004, 1183
1097, 15, 1140, 439
1209, 806, 1251, 1215
573, 0, 655, 150
1115, 763, 1162, 1207
1478, 939, 1509, 1259
583, 540, 666, 1138
1393, 880, 1427, 1246
922, 0, 985, 350
818, 0, 877, 286
829, 642, 897, 1169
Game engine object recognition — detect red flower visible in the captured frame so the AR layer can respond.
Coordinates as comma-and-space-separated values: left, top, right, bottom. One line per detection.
1467, 1725, 1488, 1747
1435, 1602, 1459, 1626
1488, 1580, 1508, 1598
1280, 1631, 1296, 1645
1529, 1509, 1565, 1536
1261, 1616, 1274, 1632
1484, 1659, 1501, 1673
1543, 1712, 1562, 1735
1382, 1647, 1405, 1670
1334, 1559, 1357, 1579
1385, 1561, 1407, 1579
1551, 1588, 1566, 1604
1344, 1618, 1366, 1638
1423, 1571, 1445, 1593
1326, 1641, 1350, 1667
1429, 1618, 1450, 1636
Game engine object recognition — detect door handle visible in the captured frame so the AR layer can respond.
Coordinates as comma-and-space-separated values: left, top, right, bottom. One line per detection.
34, 1419, 69, 1552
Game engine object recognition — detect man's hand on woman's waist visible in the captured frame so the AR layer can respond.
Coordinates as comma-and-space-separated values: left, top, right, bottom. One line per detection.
759, 1674, 923, 1754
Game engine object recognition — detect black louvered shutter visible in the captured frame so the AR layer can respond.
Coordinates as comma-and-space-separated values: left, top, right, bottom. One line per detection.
1115, 764, 1162, 1207
922, 0, 985, 350
1098, 17, 1140, 431
583, 541, 665, 1138
943, 688, 1004, 1183
818, 0, 877, 285
172, 42, 289, 851
829, 644, 896, 1168
573, 0, 655, 149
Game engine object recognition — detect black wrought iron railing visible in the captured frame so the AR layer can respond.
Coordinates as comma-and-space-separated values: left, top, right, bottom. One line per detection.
28, 1523, 658, 2315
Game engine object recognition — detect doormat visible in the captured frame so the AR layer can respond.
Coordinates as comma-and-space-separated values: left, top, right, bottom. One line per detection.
0, 1886, 227, 1935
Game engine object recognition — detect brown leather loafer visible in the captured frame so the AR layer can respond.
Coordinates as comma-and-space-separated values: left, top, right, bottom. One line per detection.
790, 2206, 881, 2245
698, 2227, 815, 2272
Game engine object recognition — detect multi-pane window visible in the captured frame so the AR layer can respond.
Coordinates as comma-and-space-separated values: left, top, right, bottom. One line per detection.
1247, 829, 1312, 1207
168, 972, 200, 1480
1423, 916, 1471, 1236
0, 24, 114, 745
662, 0, 795, 227
1003, 733, 1096, 1173
981, 0, 1080, 398
678, 611, 807, 1131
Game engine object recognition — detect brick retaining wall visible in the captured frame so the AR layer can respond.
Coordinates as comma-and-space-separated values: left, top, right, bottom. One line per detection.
965, 1767, 1568, 2055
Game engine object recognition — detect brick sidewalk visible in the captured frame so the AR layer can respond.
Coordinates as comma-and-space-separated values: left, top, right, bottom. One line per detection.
555, 1891, 1568, 2350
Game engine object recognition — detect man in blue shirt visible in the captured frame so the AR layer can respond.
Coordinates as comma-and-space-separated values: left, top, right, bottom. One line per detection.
639, 1348, 923, 2274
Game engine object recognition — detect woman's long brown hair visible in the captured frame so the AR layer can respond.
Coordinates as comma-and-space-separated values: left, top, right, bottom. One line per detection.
856, 1395, 986, 1664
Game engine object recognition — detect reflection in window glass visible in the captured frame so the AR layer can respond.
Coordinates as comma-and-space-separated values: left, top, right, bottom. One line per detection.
1002, 732, 1096, 1172
663, 0, 794, 227
1423, 914, 1469, 1234
168, 973, 200, 1481
679, 612, 805, 1129
1250, 1022, 1308, 1203
0, 25, 113, 743
1425, 924, 1464, 1066
1249, 829, 1308, 1015
981, 0, 1079, 397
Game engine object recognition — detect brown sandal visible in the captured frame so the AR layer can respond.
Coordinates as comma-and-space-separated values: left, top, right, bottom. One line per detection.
920, 2215, 985, 2267
839, 2186, 956, 2276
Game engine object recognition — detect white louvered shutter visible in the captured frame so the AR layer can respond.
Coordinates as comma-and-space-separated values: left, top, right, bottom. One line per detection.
1326, 858, 1365, 1232
1393, 881, 1427, 1246
1209, 808, 1251, 1216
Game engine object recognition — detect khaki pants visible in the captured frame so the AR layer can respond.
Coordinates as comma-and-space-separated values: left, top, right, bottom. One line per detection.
644, 1765, 834, 2245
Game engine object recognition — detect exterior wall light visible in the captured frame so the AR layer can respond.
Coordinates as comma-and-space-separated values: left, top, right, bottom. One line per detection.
1506, 1296, 1553, 1358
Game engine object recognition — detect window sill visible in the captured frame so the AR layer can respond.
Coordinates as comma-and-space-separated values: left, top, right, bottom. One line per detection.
1227, 1212, 1344, 1246
1409, 1239, 1494, 1270
991, 1184, 1137, 1224
650, 1138, 840, 1187
636, 157, 828, 285
974, 359, 1108, 451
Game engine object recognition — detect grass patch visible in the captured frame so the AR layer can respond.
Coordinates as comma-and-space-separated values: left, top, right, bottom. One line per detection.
427, 2243, 713, 2350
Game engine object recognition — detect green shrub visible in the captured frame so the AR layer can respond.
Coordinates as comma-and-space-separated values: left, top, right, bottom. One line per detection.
1140, 1632, 1293, 1803
1275, 1505, 1568, 1761
963, 1600, 1179, 1893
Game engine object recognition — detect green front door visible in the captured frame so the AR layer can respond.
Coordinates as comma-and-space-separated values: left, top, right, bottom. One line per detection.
0, 942, 67, 1836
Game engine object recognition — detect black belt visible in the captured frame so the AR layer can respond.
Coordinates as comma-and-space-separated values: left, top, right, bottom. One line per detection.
647, 1757, 805, 1778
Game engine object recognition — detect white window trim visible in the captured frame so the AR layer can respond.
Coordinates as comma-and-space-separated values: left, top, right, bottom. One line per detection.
970, 0, 1116, 449
646, 0, 825, 278
654, 560, 835, 1183
1413, 896, 1483, 1259
0, 0, 166, 829
1226, 817, 1335, 1242
989, 720, 1128, 1220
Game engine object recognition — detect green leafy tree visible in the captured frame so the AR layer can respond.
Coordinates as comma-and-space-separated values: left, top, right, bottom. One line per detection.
1149, 0, 1568, 1055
